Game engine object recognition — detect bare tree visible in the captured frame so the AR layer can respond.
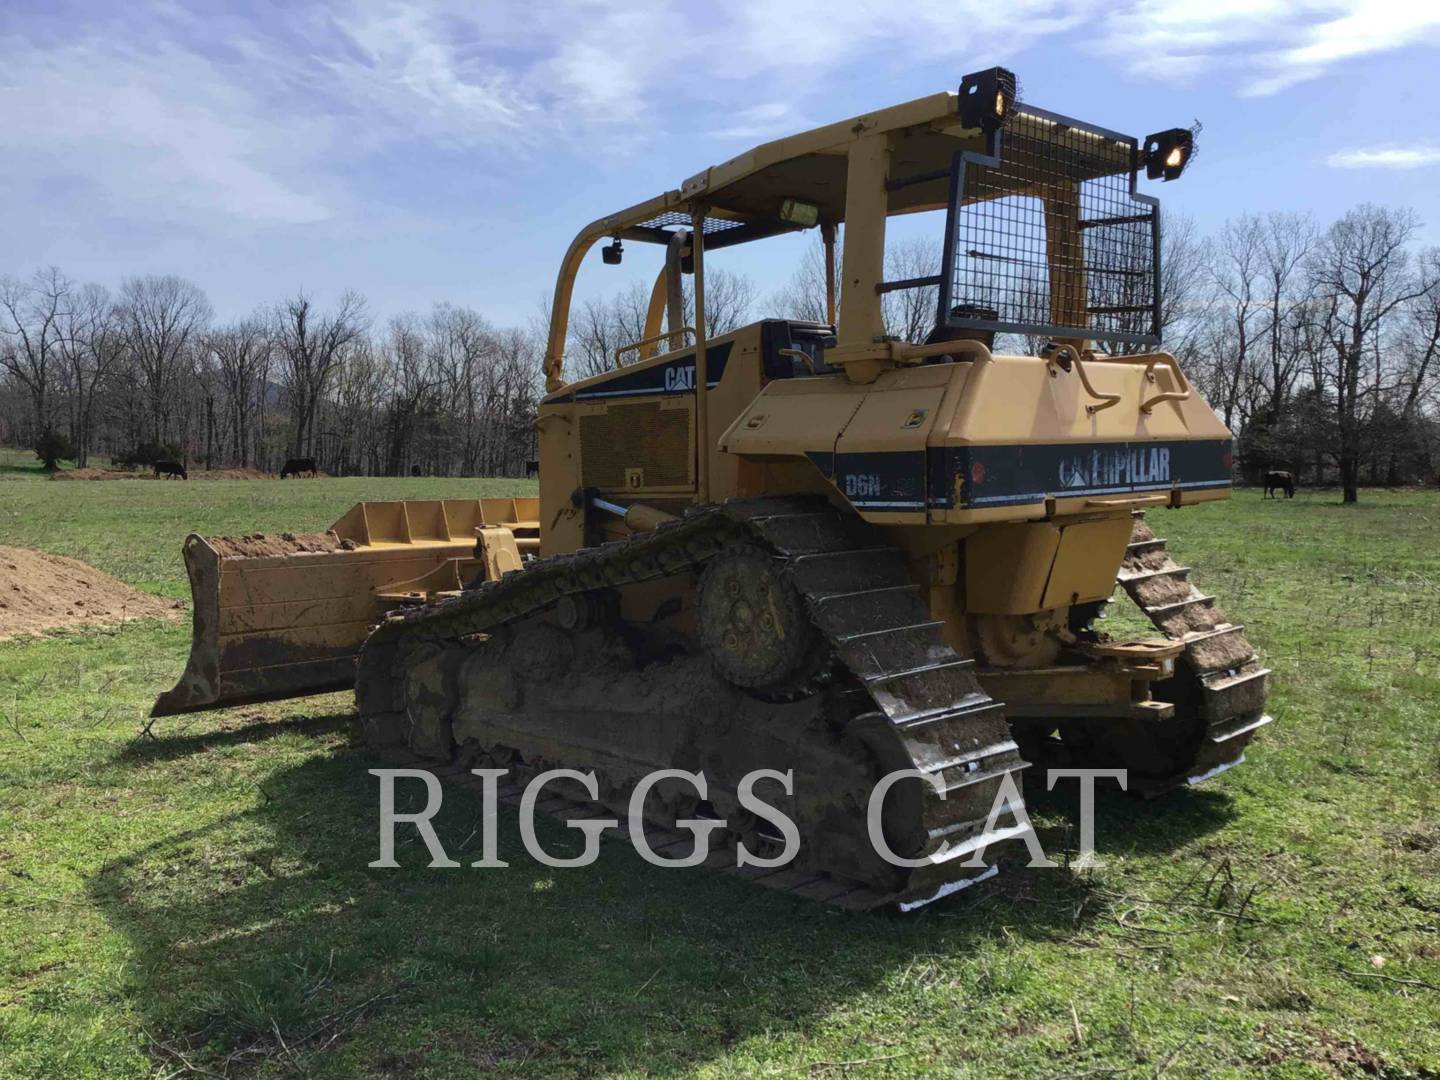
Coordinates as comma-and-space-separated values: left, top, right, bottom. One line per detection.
770, 237, 833, 324
330, 336, 387, 475
56, 283, 123, 466
1257, 212, 1317, 423
0, 267, 72, 450
428, 304, 498, 475
209, 317, 271, 467
1308, 205, 1425, 502
118, 274, 212, 447
1394, 248, 1440, 469
1204, 215, 1266, 430
483, 326, 542, 474
378, 315, 441, 475
1156, 213, 1208, 355
275, 291, 366, 457
568, 282, 643, 381
881, 237, 942, 344
685, 267, 757, 336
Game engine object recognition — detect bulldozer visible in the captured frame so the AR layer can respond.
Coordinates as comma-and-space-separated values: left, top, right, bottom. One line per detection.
154, 68, 1270, 910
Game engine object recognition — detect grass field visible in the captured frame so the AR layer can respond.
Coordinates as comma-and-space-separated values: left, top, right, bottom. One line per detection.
1, 450, 1437, 1078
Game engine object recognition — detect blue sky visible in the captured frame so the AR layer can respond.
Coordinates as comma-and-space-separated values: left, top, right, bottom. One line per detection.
3, 1, 1438, 329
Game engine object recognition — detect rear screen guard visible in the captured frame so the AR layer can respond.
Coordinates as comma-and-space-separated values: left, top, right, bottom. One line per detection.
936, 106, 1162, 349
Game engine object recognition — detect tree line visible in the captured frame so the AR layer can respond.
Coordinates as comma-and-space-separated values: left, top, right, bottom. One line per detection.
0, 277, 541, 477
4, 202, 1438, 497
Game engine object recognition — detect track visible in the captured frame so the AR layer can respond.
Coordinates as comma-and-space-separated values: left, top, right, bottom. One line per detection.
354, 496, 1032, 912
1113, 511, 1273, 795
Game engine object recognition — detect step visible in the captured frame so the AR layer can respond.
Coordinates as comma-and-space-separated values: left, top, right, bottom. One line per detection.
789, 546, 907, 597
834, 618, 944, 643
925, 819, 1036, 867
1145, 593, 1215, 616
934, 760, 1025, 799
1182, 623, 1246, 644
748, 512, 876, 556
1183, 624, 1258, 675
811, 586, 929, 637
1119, 565, 1191, 584
1201, 664, 1271, 692
1208, 711, 1274, 744
922, 739, 1022, 776
1198, 666, 1271, 721
891, 694, 1006, 730
869, 667, 988, 722
864, 657, 975, 685
835, 621, 954, 680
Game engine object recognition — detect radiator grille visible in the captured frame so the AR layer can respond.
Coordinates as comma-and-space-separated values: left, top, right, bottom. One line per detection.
579, 402, 692, 488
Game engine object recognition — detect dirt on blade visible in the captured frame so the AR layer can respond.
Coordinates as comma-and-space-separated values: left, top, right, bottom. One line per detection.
0, 544, 182, 640
205, 532, 350, 558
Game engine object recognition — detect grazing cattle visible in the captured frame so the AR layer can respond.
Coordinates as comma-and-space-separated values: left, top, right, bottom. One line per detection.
1264, 470, 1295, 498
525, 459, 540, 479
280, 457, 317, 479
153, 460, 187, 480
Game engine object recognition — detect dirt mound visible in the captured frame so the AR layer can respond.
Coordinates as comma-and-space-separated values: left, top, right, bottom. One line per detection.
0, 545, 183, 640
50, 468, 141, 481
207, 532, 353, 558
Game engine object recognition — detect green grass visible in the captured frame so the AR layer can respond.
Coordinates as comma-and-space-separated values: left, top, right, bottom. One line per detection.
1, 478, 1437, 1078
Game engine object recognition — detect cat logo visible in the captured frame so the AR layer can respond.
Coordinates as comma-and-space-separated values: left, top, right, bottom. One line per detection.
1059, 445, 1171, 489
664, 365, 696, 392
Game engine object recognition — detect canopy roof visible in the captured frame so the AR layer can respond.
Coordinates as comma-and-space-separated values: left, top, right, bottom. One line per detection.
601, 94, 1139, 249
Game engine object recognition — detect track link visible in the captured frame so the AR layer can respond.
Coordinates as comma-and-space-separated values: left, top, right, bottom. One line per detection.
1115, 511, 1273, 795
355, 496, 1031, 911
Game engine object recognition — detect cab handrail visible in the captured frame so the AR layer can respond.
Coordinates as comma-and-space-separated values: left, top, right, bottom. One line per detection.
614, 327, 695, 367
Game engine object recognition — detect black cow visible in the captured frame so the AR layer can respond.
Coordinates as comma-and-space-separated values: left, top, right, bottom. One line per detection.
525, 459, 540, 479
1264, 470, 1295, 498
280, 457, 317, 479
153, 460, 187, 480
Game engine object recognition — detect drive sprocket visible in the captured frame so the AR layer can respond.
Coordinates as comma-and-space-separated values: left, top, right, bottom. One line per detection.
697, 544, 828, 693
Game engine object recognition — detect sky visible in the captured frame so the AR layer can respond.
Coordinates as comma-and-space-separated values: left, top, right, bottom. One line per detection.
3, 0, 1439, 331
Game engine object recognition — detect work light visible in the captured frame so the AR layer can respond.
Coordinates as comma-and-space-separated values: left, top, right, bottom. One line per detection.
780, 198, 819, 227
958, 66, 1017, 135
1144, 128, 1195, 181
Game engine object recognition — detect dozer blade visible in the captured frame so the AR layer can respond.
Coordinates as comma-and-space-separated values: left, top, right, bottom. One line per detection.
151, 498, 538, 717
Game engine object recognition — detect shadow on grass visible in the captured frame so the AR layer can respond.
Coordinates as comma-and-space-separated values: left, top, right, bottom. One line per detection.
118, 711, 355, 763
0, 461, 47, 477
88, 732, 1239, 1075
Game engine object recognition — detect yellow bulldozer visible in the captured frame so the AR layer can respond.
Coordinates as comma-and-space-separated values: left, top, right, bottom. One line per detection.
155, 68, 1269, 910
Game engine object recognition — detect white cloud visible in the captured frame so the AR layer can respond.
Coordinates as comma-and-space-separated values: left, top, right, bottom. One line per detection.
1327, 146, 1440, 169
1097, 0, 1440, 96
0, 36, 332, 227
315, 3, 539, 148
710, 103, 808, 141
